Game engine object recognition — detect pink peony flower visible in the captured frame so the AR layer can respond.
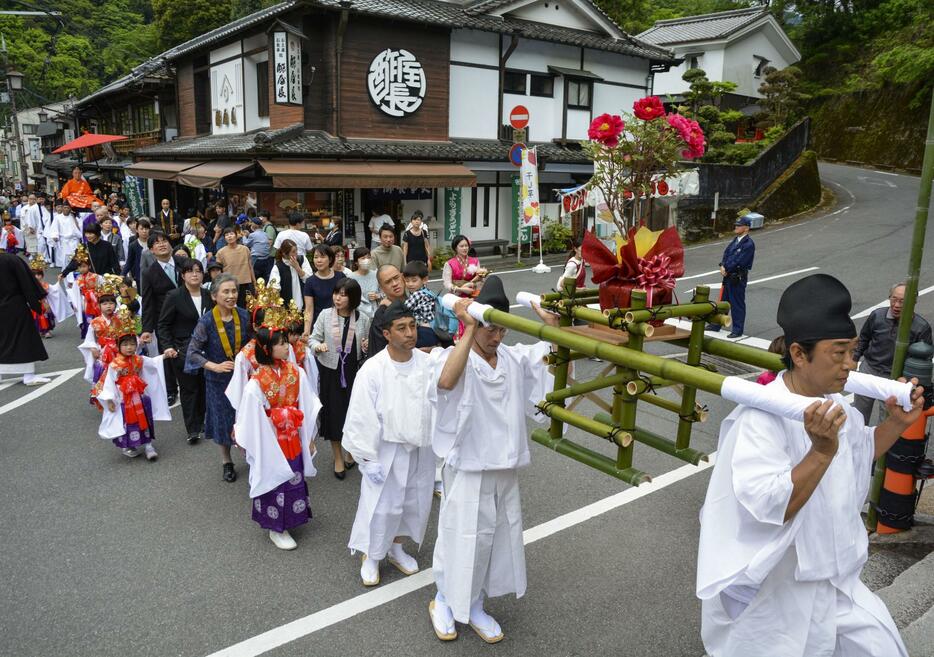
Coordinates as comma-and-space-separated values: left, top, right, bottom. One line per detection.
633, 96, 665, 121
666, 113, 706, 159
588, 113, 625, 148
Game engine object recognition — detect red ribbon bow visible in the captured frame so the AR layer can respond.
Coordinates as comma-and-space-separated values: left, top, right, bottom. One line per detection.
117, 374, 149, 431
5, 231, 17, 248
582, 225, 684, 313
267, 406, 304, 460
82, 289, 100, 317
100, 340, 117, 367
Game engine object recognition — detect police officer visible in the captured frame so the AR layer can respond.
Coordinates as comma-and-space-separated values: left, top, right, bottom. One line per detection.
707, 215, 755, 338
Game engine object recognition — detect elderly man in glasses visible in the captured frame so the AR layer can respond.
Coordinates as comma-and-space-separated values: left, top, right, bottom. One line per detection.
852, 281, 932, 423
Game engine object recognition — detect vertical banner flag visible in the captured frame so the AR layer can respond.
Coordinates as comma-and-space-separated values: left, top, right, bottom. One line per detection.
124, 174, 146, 219
444, 188, 461, 243
511, 174, 529, 244
520, 146, 540, 228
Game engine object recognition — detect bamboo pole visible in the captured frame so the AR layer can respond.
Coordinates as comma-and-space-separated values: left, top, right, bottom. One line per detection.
537, 402, 632, 447
868, 87, 934, 531
614, 290, 646, 470
673, 335, 783, 372
636, 393, 707, 422
530, 429, 651, 485
676, 286, 709, 450
546, 372, 630, 402
541, 287, 601, 302
623, 301, 730, 324
593, 414, 709, 465
548, 278, 575, 440
470, 308, 730, 394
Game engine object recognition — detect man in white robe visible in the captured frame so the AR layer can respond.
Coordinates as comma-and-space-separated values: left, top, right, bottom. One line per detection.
343, 301, 437, 587
49, 204, 83, 268
697, 274, 923, 657
428, 276, 558, 643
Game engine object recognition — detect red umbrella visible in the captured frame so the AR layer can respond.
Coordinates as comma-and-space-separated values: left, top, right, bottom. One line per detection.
52, 133, 127, 154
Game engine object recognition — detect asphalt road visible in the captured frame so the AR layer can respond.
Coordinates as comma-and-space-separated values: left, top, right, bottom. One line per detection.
1, 162, 932, 657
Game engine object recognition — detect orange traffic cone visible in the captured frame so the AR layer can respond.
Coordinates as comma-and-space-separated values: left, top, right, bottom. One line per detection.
876, 405, 934, 534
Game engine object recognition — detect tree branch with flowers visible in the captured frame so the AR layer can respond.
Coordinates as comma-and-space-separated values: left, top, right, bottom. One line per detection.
582, 96, 705, 234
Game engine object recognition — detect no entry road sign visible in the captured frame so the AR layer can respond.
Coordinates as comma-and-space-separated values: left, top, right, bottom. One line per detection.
509, 105, 529, 130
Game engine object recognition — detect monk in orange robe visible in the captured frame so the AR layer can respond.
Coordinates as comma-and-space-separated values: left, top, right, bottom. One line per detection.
60, 166, 103, 210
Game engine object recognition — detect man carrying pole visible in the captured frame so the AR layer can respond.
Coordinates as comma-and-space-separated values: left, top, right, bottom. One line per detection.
696, 273, 923, 657
428, 276, 558, 643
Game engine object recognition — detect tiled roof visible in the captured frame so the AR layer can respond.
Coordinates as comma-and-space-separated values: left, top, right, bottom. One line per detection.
135, 129, 592, 163
637, 7, 767, 46
147, 0, 674, 64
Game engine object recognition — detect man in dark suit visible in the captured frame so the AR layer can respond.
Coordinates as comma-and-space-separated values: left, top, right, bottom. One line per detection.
158, 258, 214, 444
141, 231, 186, 405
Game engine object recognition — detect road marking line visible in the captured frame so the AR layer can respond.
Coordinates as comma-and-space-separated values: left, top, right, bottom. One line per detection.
852, 285, 934, 319
686, 266, 819, 291
679, 269, 722, 281
0, 368, 83, 416
204, 455, 717, 657
0, 380, 19, 393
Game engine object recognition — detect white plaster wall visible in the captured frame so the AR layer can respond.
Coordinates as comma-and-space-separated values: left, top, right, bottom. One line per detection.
583, 49, 650, 87
210, 41, 242, 64
722, 29, 791, 98
651, 45, 725, 97
450, 29, 500, 65
211, 59, 245, 135
502, 91, 558, 141
450, 65, 499, 139
242, 33, 267, 52
592, 82, 643, 120
243, 51, 271, 132
566, 108, 590, 140
508, 1, 599, 32
508, 37, 580, 72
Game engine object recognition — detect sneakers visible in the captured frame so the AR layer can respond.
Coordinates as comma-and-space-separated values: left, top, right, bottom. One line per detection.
387, 543, 419, 575
429, 598, 457, 641
143, 443, 158, 461
122, 447, 141, 458
360, 555, 380, 586
469, 599, 504, 644
269, 530, 298, 550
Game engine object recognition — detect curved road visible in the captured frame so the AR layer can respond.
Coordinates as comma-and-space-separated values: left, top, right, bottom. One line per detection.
0, 163, 931, 657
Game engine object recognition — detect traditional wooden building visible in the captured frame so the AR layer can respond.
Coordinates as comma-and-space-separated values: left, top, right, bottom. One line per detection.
130, 0, 676, 246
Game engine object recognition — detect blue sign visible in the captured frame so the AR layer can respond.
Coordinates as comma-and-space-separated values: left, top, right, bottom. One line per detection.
509, 143, 526, 167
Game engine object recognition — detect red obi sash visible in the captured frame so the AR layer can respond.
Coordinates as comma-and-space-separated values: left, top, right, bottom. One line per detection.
78, 274, 100, 317
254, 361, 302, 460
114, 355, 148, 430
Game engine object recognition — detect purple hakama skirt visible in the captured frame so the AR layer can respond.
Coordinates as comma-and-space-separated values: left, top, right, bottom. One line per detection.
251, 454, 311, 532
111, 396, 155, 450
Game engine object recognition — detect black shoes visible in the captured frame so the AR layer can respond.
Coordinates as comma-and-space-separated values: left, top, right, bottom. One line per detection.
223, 462, 237, 482
334, 468, 346, 480
187, 433, 200, 445
167, 393, 178, 406
344, 460, 357, 470
727, 331, 743, 339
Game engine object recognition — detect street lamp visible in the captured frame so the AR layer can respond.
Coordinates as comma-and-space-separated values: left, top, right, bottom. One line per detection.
4, 67, 28, 192
6, 67, 22, 90
37, 110, 48, 123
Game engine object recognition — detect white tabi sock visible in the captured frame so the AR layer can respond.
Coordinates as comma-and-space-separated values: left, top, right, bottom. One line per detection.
469, 597, 502, 637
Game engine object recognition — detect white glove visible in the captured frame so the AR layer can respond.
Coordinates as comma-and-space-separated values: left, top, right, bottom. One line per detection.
360, 461, 386, 485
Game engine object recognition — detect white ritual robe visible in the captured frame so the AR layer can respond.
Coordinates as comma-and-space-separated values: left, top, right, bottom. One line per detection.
45, 282, 73, 323
344, 349, 438, 560
95, 355, 171, 439
233, 369, 321, 498
697, 373, 907, 657
50, 212, 82, 268
429, 341, 552, 623
295, 346, 319, 398
225, 343, 300, 411
77, 319, 110, 383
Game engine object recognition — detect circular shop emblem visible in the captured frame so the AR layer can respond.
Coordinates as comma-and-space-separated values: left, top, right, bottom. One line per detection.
367, 48, 427, 117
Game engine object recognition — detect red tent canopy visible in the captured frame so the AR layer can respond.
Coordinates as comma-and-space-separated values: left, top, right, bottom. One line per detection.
52, 133, 127, 154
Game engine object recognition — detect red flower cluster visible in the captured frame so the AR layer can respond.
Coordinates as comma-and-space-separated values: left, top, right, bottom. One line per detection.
633, 96, 665, 121
665, 113, 706, 159
587, 113, 625, 148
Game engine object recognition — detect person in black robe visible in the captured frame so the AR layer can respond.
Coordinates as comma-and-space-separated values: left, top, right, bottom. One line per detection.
0, 252, 50, 385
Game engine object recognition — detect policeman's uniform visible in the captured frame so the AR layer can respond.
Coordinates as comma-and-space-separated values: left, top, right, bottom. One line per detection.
709, 217, 755, 337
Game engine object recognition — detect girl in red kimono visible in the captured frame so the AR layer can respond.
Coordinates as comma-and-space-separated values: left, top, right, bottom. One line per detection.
78, 279, 119, 390
95, 306, 171, 460
233, 314, 321, 550
29, 254, 57, 338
